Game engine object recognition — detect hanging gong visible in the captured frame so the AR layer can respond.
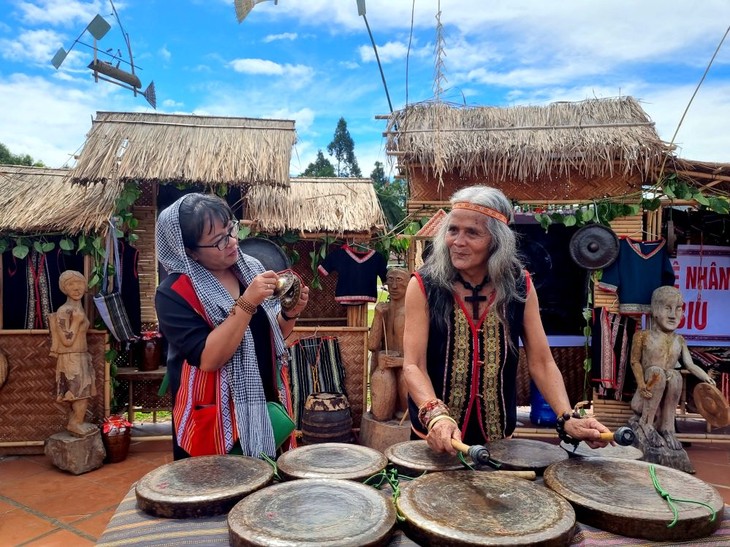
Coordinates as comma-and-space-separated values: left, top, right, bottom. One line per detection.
239, 237, 290, 272
693, 383, 730, 428
568, 223, 619, 270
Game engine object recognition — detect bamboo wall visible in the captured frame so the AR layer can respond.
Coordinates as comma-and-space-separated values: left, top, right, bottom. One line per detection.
133, 181, 158, 325
0, 330, 107, 455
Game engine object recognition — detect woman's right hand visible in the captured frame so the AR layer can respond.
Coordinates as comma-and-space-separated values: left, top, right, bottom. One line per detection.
427, 419, 461, 455
244, 271, 279, 305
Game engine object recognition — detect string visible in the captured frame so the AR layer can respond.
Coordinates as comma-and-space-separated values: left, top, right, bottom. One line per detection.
363, 467, 422, 523
455, 273, 489, 320
649, 464, 717, 528
259, 452, 282, 482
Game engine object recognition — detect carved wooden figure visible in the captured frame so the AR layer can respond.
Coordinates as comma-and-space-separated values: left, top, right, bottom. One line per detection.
368, 268, 409, 421
49, 270, 97, 437
628, 285, 715, 472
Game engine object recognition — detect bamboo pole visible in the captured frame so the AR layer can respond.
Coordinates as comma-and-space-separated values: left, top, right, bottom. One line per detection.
0, 441, 45, 447
382, 121, 656, 137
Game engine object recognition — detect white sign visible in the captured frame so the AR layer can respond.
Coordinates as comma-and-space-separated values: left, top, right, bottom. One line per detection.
673, 244, 730, 346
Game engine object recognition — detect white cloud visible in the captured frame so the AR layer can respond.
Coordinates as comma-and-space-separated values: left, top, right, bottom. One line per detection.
161, 98, 183, 108
228, 58, 313, 81
158, 45, 171, 62
263, 32, 297, 43
16, 0, 104, 27
358, 40, 411, 64
0, 28, 66, 64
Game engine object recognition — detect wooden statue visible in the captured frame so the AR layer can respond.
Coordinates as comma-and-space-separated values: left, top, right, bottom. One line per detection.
628, 285, 715, 472
368, 268, 409, 421
49, 270, 97, 437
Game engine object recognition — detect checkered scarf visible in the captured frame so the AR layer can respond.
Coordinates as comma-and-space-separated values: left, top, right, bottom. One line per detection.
156, 196, 286, 458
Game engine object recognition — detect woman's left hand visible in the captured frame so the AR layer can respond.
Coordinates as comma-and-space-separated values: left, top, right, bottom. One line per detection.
563, 416, 611, 449
286, 284, 310, 317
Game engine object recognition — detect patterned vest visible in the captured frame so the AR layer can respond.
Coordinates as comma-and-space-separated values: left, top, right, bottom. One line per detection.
409, 272, 527, 444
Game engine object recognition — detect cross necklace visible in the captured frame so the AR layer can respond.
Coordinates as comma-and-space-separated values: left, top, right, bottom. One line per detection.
455, 273, 490, 320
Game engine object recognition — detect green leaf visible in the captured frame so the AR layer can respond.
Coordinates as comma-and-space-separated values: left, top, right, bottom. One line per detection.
33, 241, 44, 253
664, 184, 676, 198
582, 208, 595, 222
319, 245, 327, 258
42, 242, 55, 253
582, 308, 593, 322
12, 245, 29, 259
128, 233, 139, 243
0, 239, 7, 254
694, 193, 710, 206
563, 215, 577, 227
583, 326, 592, 337
59, 238, 74, 251
583, 357, 592, 373
89, 273, 101, 287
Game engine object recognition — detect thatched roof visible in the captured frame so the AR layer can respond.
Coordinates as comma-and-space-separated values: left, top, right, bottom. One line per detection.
0, 165, 121, 234
247, 178, 386, 234
383, 96, 672, 183
70, 112, 296, 188
662, 157, 730, 196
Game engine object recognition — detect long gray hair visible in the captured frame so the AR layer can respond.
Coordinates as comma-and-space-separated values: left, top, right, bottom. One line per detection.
420, 185, 525, 331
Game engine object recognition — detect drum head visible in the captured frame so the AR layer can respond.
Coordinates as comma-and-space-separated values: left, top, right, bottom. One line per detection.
135, 455, 274, 518
560, 440, 643, 460
398, 471, 575, 546
384, 440, 463, 475
239, 238, 289, 272
228, 478, 396, 546
544, 458, 725, 541
277, 442, 387, 481
486, 438, 568, 474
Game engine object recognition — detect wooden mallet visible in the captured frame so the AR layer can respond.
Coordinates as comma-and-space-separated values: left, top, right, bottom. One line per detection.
597, 426, 636, 446
451, 439, 536, 480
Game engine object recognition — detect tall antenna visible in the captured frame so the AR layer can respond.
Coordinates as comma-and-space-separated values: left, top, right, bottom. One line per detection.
357, 0, 394, 114
433, 0, 446, 193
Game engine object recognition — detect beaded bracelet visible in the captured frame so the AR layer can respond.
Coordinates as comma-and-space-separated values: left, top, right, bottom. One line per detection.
231, 296, 257, 316
427, 414, 457, 432
280, 310, 299, 321
555, 410, 582, 447
418, 398, 450, 430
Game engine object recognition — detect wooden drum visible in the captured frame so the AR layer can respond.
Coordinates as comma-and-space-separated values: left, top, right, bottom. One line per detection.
485, 438, 568, 474
397, 470, 575, 546
301, 392, 354, 444
135, 455, 274, 518
544, 457, 725, 542
228, 478, 396, 546
277, 442, 388, 481
384, 440, 463, 475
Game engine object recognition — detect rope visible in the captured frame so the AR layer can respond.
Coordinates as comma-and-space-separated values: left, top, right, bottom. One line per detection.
648, 464, 717, 528
363, 467, 423, 523
259, 452, 282, 482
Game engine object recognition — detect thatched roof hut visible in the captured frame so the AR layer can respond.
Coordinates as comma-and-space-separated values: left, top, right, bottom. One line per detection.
247, 178, 386, 235
70, 112, 296, 188
383, 96, 673, 202
663, 157, 730, 196
0, 165, 121, 234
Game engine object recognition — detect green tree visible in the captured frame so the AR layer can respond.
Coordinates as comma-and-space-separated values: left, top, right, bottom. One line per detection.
326, 117, 361, 177
371, 161, 406, 229
301, 150, 336, 177
0, 142, 44, 166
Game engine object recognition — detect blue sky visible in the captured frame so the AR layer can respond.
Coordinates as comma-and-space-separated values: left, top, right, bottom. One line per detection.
1, 0, 729, 177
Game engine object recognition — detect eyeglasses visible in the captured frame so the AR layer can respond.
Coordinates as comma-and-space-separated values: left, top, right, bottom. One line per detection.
194, 220, 239, 251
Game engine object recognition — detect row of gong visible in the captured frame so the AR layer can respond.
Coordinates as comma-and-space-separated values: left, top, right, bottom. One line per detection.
135, 438, 724, 546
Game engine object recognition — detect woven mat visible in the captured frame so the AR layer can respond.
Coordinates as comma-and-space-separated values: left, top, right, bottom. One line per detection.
98, 486, 729, 547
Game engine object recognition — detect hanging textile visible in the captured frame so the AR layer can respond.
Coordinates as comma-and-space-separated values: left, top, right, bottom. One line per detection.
288, 336, 347, 428
591, 307, 638, 400
318, 244, 388, 305
597, 237, 675, 316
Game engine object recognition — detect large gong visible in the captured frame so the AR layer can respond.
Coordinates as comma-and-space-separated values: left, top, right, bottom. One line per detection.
568, 223, 619, 270
397, 471, 575, 546
544, 457, 724, 542
239, 237, 290, 272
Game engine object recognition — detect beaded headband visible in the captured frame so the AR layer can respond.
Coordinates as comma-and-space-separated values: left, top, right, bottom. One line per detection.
451, 202, 509, 224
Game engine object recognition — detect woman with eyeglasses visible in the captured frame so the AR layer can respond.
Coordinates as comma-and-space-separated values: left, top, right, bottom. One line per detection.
155, 193, 308, 460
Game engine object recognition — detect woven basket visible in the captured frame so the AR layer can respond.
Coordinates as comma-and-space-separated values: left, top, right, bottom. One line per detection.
102, 429, 131, 463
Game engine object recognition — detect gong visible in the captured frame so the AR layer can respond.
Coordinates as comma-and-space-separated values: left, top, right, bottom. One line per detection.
544, 457, 725, 542
568, 223, 619, 270
276, 442, 388, 481
239, 237, 290, 272
693, 383, 730, 428
384, 440, 464, 475
485, 438, 568, 474
397, 471, 575, 546
135, 455, 274, 518
228, 478, 396, 546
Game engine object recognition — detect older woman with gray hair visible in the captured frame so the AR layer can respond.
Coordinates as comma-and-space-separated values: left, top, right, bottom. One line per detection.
403, 185, 610, 454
